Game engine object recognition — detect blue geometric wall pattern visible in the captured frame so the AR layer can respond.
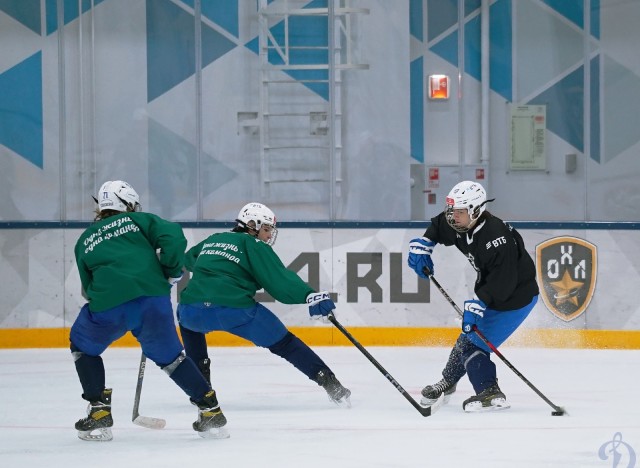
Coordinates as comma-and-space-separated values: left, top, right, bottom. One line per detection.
516, 0, 584, 102
540, 0, 599, 38
602, 55, 640, 164
0, 0, 41, 34
146, 0, 236, 102
541, 0, 583, 29
410, 57, 424, 163
489, 0, 511, 101
148, 119, 237, 219
427, 0, 512, 102
0, 51, 43, 168
429, 29, 458, 67
179, 0, 239, 38
590, 55, 600, 164
590, 0, 600, 39
528, 65, 584, 153
45, 0, 107, 36
410, 0, 423, 41
245, 0, 330, 100
465, 14, 481, 81
464, 0, 481, 17
409, 0, 424, 163
427, 0, 457, 41
202, 20, 237, 71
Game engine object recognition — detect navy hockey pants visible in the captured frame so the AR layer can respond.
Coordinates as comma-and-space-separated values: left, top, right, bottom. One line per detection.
177, 302, 288, 347
178, 302, 331, 381
70, 295, 184, 366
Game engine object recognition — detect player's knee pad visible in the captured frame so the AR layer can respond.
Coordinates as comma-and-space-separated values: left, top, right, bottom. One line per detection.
161, 351, 187, 377
162, 352, 210, 401
70, 342, 84, 362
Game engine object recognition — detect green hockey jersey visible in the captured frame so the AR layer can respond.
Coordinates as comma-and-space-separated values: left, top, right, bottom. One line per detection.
180, 231, 314, 308
74, 212, 186, 312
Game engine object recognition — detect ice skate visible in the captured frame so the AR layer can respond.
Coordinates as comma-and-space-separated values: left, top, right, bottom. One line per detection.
316, 370, 351, 408
462, 382, 510, 412
420, 378, 457, 407
193, 390, 229, 439
75, 388, 113, 441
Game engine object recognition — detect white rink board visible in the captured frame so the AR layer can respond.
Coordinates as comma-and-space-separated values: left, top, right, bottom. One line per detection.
0, 227, 638, 330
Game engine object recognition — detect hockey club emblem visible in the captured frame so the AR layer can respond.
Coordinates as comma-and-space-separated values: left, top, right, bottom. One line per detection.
536, 236, 597, 322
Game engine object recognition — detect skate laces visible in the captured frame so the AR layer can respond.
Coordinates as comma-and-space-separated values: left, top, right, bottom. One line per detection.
433, 379, 450, 393
422, 378, 454, 398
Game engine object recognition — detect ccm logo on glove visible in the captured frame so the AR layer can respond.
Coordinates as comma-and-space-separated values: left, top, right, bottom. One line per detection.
306, 291, 335, 319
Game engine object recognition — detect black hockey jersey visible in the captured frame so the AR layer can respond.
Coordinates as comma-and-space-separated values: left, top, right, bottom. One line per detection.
424, 212, 539, 311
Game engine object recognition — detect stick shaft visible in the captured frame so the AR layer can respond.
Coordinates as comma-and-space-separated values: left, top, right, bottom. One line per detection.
328, 314, 441, 417
131, 352, 167, 429
132, 352, 146, 420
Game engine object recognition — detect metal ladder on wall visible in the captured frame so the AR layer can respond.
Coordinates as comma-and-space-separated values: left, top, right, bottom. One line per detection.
256, 0, 368, 216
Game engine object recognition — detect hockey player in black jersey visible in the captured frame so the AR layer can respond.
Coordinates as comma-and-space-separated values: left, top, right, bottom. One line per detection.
407, 181, 539, 412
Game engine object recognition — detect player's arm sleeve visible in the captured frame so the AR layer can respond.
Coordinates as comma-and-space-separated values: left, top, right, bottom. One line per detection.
247, 241, 314, 304
139, 214, 187, 278
184, 240, 206, 272
74, 243, 92, 295
424, 213, 455, 246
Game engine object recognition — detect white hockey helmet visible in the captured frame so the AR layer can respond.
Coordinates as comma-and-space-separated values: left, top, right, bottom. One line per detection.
445, 181, 490, 232
236, 202, 278, 245
96, 180, 141, 213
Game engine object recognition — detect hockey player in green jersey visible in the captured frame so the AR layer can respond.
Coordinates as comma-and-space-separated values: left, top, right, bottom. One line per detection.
70, 180, 228, 441
177, 202, 351, 406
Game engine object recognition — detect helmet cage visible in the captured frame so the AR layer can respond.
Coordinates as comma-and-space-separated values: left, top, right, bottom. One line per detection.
445, 181, 488, 233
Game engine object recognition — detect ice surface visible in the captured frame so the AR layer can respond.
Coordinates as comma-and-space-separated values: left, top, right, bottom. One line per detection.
0, 346, 638, 468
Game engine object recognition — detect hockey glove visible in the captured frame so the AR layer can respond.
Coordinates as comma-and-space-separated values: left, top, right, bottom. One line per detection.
307, 291, 335, 321
168, 274, 183, 287
408, 237, 435, 278
462, 296, 486, 333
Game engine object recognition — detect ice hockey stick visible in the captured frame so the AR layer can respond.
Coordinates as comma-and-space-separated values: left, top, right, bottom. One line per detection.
328, 312, 444, 417
132, 352, 167, 429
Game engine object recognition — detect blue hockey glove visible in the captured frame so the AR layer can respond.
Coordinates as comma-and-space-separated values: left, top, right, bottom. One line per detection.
462, 296, 486, 333
168, 274, 183, 287
307, 291, 335, 321
408, 237, 435, 278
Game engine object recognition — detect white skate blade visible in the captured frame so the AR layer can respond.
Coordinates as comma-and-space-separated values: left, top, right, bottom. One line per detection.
197, 426, 230, 439
463, 397, 510, 413
420, 393, 452, 407
77, 427, 113, 442
330, 395, 352, 409
133, 415, 166, 429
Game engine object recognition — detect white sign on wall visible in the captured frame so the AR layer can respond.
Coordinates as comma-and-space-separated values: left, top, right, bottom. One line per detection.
510, 105, 547, 171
